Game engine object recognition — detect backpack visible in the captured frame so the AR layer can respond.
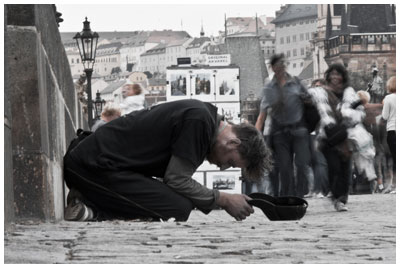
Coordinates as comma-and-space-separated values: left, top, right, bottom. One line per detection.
65, 129, 92, 155
294, 77, 321, 133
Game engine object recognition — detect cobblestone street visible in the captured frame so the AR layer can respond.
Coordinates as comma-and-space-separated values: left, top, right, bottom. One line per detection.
4, 193, 396, 264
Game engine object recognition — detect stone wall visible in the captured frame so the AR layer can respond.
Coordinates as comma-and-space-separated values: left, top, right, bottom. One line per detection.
4, 4, 86, 226
226, 36, 269, 101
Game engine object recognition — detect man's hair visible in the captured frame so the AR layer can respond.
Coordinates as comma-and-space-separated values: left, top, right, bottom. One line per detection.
269, 53, 285, 66
125, 83, 143, 95
231, 123, 273, 182
324, 63, 350, 89
386, 76, 396, 93
357, 90, 371, 105
101, 105, 121, 118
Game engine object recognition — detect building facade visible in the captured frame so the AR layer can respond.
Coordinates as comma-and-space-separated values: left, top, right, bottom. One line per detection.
94, 42, 123, 76
272, 4, 318, 76
165, 38, 193, 67
323, 4, 396, 89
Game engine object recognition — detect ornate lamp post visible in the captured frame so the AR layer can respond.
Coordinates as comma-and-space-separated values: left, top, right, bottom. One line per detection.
93, 90, 106, 120
73, 17, 99, 128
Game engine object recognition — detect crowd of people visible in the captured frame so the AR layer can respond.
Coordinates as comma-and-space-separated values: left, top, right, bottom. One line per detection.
64, 54, 395, 222
254, 53, 396, 212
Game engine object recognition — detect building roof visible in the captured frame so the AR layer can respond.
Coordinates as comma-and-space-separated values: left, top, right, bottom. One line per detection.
227, 17, 254, 27
298, 61, 314, 81
60, 31, 138, 44
100, 80, 127, 94
326, 4, 396, 39
348, 4, 395, 33
141, 43, 166, 56
166, 38, 191, 47
187, 37, 211, 49
271, 4, 317, 24
146, 30, 191, 44
96, 42, 123, 56
60, 30, 191, 47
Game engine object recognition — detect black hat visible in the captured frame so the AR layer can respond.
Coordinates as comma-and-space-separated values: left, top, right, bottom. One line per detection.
247, 193, 308, 221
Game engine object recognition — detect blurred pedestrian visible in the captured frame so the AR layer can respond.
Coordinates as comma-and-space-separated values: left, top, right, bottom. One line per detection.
307, 79, 329, 197
120, 83, 146, 115
355, 90, 379, 193
367, 67, 385, 104
308, 64, 368, 212
256, 54, 311, 197
382, 76, 396, 193
91, 105, 121, 132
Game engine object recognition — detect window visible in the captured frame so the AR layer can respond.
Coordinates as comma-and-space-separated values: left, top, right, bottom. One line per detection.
77, 59, 79, 63
382, 35, 389, 44
280, 37, 284, 44
293, 35, 297, 42
368, 35, 375, 44
71, 58, 74, 64
301, 48, 305, 55
306, 33, 310, 40
352, 35, 362, 44
300, 62, 303, 67
286, 50, 291, 58
300, 33, 304, 41
286, 36, 290, 43
293, 49, 297, 57
293, 63, 296, 68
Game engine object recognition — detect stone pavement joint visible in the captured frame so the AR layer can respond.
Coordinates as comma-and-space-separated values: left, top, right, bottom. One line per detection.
4, 194, 396, 264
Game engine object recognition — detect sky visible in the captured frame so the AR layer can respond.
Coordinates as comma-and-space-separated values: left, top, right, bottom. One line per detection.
57, 2, 283, 37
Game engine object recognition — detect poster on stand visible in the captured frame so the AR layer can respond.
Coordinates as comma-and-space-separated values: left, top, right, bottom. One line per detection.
206, 170, 241, 194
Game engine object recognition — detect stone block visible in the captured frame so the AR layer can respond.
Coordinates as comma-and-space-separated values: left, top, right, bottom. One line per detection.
6, 4, 35, 26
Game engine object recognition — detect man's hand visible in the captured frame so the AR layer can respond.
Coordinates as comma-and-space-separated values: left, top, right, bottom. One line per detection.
216, 192, 254, 221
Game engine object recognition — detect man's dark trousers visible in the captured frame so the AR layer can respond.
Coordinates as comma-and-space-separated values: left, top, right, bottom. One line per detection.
64, 153, 194, 221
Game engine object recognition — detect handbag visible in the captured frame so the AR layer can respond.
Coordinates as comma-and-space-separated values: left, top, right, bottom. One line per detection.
295, 77, 321, 133
324, 124, 348, 147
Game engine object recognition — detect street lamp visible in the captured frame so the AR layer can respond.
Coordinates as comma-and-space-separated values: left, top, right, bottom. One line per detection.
93, 91, 106, 120
73, 17, 99, 128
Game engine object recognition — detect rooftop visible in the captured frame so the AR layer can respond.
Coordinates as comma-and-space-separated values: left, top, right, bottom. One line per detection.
272, 4, 317, 24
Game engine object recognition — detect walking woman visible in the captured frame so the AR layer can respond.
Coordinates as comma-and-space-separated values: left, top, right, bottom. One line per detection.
308, 64, 368, 212
382, 76, 396, 193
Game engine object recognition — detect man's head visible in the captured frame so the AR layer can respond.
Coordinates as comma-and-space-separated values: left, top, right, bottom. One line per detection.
311, 79, 325, 88
207, 121, 272, 182
270, 53, 286, 76
372, 67, 379, 76
357, 90, 371, 105
122, 83, 142, 98
101, 105, 121, 122
386, 76, 396, 93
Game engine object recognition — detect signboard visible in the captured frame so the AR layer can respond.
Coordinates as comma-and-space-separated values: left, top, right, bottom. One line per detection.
177, 57, 191, 65
206, 54, 231, 66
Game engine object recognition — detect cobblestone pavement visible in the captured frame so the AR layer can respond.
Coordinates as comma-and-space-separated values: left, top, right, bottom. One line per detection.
4, 194, 396, 264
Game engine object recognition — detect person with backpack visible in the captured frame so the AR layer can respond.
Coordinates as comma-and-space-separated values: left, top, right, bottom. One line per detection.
255, 54, 312, 198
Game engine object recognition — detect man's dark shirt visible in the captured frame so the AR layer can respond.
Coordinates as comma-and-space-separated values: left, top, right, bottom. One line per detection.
69, 99, 218, 178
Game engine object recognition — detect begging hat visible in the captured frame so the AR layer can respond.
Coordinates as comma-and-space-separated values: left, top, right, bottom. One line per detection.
247, 193, 308, 221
